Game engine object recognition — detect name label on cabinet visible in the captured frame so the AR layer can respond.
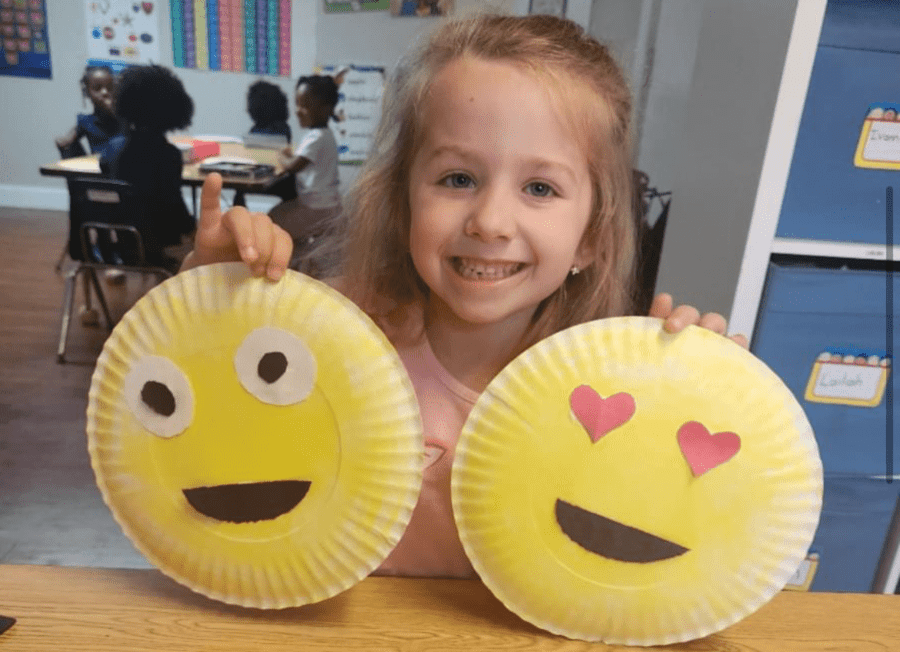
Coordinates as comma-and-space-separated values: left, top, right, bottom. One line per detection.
805, 351, 890, 407
854, 103, 900, 170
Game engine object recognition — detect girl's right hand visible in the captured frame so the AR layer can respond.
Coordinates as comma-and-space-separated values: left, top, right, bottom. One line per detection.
181, 172, 293, 280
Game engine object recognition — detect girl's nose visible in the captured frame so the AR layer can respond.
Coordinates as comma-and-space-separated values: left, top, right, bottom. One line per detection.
464, 184, 516, 241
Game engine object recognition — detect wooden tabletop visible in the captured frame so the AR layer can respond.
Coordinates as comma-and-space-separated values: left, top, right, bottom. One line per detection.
39, 141, 286, 191
0, 565, 898, 651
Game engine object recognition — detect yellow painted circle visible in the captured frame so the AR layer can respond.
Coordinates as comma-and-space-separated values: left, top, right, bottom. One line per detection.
87, 263, 423, 608
452, 317, 822, 644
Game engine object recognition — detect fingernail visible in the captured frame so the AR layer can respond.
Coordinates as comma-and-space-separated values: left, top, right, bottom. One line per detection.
267, 266, 284, 281
243, 246, 258, 261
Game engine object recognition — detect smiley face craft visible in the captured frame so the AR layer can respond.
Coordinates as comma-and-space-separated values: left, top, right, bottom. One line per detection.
87, 263, 422, 608
452, 317, 822, 645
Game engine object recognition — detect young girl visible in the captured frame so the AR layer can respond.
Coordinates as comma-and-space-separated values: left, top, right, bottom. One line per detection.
269, 74, 342, 270
55, 65, 119, 158
100, 64, 195, 267
246, 79, 292, 143
183, 14, 747, 578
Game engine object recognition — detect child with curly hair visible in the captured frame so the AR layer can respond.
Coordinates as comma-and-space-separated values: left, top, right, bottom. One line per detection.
100, 64, 196, 266
246, 79, 292, 142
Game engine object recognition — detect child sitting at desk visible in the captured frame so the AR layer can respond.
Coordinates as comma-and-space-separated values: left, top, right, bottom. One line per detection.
55, 64, 119, 158
100, 64, 196, 268
269, 74, 342, 271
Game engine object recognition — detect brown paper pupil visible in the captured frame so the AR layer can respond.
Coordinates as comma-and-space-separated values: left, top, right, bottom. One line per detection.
258, 351, 288, 384
141, 381, 176, 416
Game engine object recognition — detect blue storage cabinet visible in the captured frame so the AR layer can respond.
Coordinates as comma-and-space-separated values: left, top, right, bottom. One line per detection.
808, 475, 900, 592
776, 45, 900, 245
753, 262, 898, 592
752, 263, 897, 476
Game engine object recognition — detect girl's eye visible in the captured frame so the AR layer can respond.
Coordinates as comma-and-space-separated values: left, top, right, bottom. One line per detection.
525, 181, 556, 198
441, 173, 474, 189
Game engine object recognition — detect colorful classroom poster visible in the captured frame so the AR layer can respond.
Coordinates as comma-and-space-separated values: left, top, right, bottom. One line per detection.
321, 64, 385, 163
170, 0, 289, 76
85, 0, 162, 73
0, 0, 52, 79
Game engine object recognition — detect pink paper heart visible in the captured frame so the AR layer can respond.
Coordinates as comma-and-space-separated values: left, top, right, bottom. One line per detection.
677, 421, 740, 477
570, 385, 636, 443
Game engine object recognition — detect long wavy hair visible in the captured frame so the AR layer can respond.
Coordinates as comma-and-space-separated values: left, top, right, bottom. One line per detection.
340, 13, 636, 349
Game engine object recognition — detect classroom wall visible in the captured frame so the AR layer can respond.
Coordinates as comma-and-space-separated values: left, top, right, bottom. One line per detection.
0, 0, 315, 210
652, 0, 801, 319
1, 0, 796, 322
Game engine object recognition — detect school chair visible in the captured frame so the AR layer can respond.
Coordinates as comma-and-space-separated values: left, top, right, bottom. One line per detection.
632, 169, 671, 315
56, 177, 173, 364
54, 140, 89, 272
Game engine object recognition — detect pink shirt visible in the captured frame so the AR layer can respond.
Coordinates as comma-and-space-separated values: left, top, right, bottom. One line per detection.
374, 334, 480, 578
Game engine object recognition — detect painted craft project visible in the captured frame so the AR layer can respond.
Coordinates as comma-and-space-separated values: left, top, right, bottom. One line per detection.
452, 317, 823, 645
87, 263, 423, 608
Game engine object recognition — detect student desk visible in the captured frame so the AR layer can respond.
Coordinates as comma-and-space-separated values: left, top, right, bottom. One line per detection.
39, 142, 288, 198
0, 564, 898, 651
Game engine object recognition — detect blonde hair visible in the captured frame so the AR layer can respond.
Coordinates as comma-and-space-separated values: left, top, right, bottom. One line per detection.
341, 13, 636, 348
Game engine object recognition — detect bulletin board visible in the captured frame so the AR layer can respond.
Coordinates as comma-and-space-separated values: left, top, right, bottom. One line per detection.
86, 0, 162, 72
170, 0, 290, 76
0, 0, 51, 79
321, 64, 385, 163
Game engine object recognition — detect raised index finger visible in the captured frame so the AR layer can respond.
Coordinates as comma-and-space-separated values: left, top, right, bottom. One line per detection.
198, 172, 223, 233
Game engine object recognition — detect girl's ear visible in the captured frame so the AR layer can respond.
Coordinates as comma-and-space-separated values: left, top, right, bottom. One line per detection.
573, 236, 595, 272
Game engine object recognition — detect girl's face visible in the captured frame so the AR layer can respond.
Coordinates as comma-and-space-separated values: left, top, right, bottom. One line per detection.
408, 56, 594, 335
85, 69, 115, 115
295, 84, 329, 128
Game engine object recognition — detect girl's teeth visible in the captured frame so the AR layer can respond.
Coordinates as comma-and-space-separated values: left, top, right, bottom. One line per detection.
454, 258, 521, 280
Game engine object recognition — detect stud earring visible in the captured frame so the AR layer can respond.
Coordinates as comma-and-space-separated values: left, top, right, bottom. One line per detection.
570, 266, 580, 276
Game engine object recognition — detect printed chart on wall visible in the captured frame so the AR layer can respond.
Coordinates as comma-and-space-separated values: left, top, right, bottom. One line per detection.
86, 0, 162, 72
854, 103, 900, 170
321, 64, 385, 163
0, 0, 51, 79
170, 0, 290, 76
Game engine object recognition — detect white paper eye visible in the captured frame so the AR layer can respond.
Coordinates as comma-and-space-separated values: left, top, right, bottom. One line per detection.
234, 327, 316, 406
123, 355, 195, 438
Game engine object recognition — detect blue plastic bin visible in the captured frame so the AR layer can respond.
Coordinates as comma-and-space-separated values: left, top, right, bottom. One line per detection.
752, 263, 897, 475
776, 44, 900, 245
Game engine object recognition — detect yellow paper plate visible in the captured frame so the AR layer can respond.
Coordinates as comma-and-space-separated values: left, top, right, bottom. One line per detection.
452, 317, 822, 645
87, 263, 422, 608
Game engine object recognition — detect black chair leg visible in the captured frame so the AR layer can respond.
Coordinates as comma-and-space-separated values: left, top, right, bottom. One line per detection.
86, 268, 114, 330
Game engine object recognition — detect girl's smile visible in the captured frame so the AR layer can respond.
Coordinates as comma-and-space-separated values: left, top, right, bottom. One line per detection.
449, 257, 526, 281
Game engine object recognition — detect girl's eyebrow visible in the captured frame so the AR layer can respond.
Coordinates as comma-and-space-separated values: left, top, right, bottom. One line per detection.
425, 143, 580, 184
423, 143, 477, 163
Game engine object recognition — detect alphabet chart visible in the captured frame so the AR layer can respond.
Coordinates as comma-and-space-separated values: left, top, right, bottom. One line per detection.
85, 0, 162, 72
170, 0, 290, 76
0, 0, 51, 79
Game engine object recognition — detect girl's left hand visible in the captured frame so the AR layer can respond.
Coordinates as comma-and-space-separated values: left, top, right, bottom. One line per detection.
649, 293, 749, 349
